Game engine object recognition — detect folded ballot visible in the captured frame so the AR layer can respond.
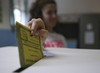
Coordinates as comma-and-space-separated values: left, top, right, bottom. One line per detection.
16, 21, 44, 68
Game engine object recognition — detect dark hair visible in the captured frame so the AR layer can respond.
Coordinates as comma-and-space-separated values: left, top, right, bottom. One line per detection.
29, 0, 56, 20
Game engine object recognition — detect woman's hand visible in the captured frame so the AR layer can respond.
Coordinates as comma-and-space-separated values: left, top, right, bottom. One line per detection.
28, 18, 48, 39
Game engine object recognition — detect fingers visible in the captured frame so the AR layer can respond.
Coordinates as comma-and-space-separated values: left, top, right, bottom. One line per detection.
36, 18, 45, 29
28, 19, 35, 29
27, 18, 48, 41
28, 18, 45, 35
38, 29, 48, 39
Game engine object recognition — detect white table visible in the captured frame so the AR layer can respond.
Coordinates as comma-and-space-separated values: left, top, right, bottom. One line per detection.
0, 46, 100, 73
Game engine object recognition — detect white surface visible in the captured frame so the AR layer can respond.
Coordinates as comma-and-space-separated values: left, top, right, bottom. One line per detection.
0, 46, 20, 73
0, 46, 100, 73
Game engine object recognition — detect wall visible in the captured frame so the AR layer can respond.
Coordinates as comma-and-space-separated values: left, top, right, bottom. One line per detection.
0, 30, 17, 47
56, 0, 100, 14
27, 0, 100, 14
0, 0, 17, 47
0, 0, 10, 29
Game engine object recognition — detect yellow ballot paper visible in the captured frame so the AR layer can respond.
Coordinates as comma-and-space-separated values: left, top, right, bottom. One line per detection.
16, 21, 44, 68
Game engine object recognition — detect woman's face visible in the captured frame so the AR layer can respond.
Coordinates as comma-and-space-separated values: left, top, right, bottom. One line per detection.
42, 4, 58, 30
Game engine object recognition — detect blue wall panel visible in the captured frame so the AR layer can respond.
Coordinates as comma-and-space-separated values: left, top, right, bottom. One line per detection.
0, 30, 17, 47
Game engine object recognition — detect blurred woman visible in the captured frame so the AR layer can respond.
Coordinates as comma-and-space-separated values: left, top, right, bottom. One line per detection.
28, 0, 67, 48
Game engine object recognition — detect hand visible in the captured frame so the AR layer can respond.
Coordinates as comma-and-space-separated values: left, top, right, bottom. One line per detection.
28, 18, 48, 39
